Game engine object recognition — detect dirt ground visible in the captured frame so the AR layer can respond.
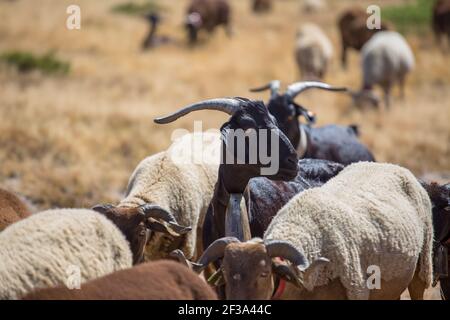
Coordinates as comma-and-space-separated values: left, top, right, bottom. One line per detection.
0, 0, 448, 299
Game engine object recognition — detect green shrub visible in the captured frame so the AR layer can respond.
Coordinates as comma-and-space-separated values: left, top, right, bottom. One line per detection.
383, 0, 433, 34
111, 0, 163, 16
0, 51, 70, 75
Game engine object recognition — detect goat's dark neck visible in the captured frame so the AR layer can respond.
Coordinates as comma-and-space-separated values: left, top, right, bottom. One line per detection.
211, 165, 251, 241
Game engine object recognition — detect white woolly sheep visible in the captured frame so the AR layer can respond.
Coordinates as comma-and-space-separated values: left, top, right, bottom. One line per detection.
295, 23, 333, 80
93, 132, 221, 264
0, 209, 132, 299
264, 162, 433, 300
351, 31, 415, 108
196, 162, 433, 300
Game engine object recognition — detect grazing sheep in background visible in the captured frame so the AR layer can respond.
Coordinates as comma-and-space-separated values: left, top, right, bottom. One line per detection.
295, 23, 333, 80
93, 132, 221, 264
23, 260, 217, 300
0, 188, 31, 231
350, 31, 415, 108
432, 0, 450, 50
0, 209, 132, 299
185, 0, 232, 45
252, 0, 272, 13
338, 7, 389, 69
141, 13, 174, 50
251, 81, 375, 164
195, 162, 433, 300
302, 0, 327, 13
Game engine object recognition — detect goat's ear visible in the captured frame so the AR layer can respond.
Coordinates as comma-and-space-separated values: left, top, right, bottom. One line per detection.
293, 103, 316, 124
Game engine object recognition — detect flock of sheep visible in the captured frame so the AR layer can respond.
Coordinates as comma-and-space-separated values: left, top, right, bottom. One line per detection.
0, 0, 449, 301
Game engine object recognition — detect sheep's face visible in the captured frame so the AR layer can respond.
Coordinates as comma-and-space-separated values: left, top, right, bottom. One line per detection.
219, 100, 298, 193
222, 242, 274, 300
92, 205, 148, 264
93, 204, 191, 264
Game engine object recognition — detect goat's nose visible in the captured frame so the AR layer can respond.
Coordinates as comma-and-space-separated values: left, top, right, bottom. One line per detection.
287, 153, 298, 166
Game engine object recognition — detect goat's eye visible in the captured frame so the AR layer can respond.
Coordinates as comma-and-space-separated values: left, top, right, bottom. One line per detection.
260, 272, 269, 278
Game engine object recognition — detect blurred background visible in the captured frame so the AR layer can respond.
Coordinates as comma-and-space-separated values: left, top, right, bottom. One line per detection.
0, 0, 448, 213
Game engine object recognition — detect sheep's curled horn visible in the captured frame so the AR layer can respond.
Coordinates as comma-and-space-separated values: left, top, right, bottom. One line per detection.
191, 237, 310, 273
153, 98, 249, 124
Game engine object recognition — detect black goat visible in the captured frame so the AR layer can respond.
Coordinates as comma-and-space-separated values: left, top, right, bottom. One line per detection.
155, 97, 299, 244
421, 181, 450, 300
156, 99, 345, 299
141, 13, 173, 50
251, 81, 375, 165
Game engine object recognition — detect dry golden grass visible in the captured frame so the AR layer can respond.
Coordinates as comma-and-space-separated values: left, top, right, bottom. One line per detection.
0, 0, 447, 300
0, 0, 448, 210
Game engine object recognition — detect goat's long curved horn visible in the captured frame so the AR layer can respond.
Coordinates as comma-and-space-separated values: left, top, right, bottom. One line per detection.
265, 239, 309, 270
140, 204, 191, 234
286, 81, 347, 100
154, 98, 244, 124
250, 80, 281, 98
196, 237, 241, 271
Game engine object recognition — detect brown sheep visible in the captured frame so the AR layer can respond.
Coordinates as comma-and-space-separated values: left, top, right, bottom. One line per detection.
185, 0, 232, 45
252, 0, 272, 13
22, 260, 217, 300
337, 7, 389, 68
433, 0, 450, 49
0, 188, 31, 231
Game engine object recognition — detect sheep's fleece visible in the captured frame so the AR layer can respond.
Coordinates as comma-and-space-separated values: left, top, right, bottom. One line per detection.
120, 132, 221, 259
361, 31, 415, 87
265, 162, 433, 300
0, 209, 132, 300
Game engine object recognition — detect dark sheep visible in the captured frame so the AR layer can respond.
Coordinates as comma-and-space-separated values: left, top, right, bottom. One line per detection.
252, 0, 272, 13
22, 260, 217, 300
432, 0, 450, 49
338, 7, 389, 68
185, 0, 232, 45
0, 188, 31, 231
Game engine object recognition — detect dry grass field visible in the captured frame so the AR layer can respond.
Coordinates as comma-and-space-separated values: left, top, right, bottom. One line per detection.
0, 0, 448, 299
